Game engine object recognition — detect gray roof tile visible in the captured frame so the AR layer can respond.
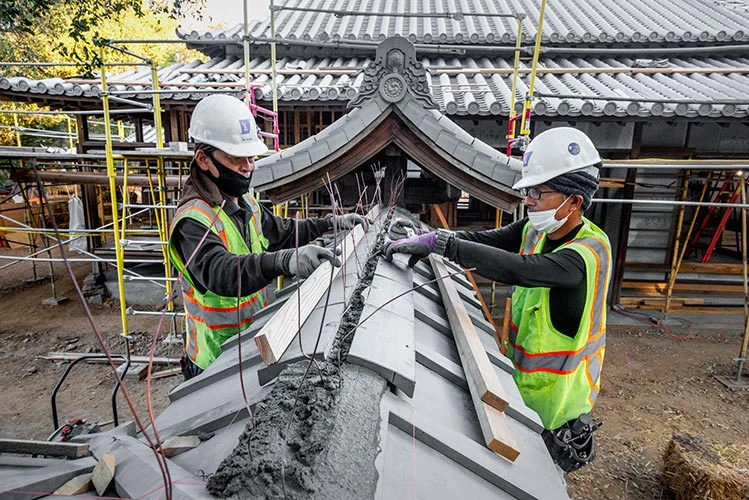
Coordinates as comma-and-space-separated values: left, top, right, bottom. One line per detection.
191, 0, 749, 46
13, 215, 569, 500
6, 53, 749, 119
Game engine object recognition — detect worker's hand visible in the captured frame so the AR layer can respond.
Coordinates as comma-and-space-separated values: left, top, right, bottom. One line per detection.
288, 245, 342, 279
327, 213, 372, 231
382, 231, 437, 268
387, 218, 423, 240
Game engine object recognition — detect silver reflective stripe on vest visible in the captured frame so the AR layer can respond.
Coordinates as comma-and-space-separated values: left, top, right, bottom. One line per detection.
512, 333, 606, 373
521, 226, 543, 255
242, 193, 264, 240
587, 351, 603, 403
575, 236, 610, 347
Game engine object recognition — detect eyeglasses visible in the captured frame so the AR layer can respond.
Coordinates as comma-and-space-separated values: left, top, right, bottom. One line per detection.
519, 187, 559, 200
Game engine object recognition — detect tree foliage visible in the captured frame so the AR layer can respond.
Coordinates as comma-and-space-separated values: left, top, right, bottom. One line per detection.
1, 0, 205, 73
0, 1, 207, 146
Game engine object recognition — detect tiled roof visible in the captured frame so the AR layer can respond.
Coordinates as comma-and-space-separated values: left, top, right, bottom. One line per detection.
184, 0, 749, 45
5, 215, 564, 500
3, 54, 749, 118
253, 36, 521, 209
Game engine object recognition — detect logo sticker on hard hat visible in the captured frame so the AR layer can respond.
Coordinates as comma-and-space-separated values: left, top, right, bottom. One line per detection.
522, 151, 534, 169
568, 143, 581, 155
239, 119, 252, 135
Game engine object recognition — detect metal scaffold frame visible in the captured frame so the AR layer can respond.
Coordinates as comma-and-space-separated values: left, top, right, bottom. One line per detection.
2, 1, 749, 388
0, 0, 287, 356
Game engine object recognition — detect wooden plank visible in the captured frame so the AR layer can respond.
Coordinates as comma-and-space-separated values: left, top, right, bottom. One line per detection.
0, 456, 96, 500
429, 255, 509, 412
92, 453, 115, 496
433, 204, 505, 355
53, 473, 93, 496
42, 352, 181, 365
147, 366, 182, 380
621, 280, 745, 294
254, 206, 379, 364
625, 262, 745, 274
0, 438, 90, 458
429, 254, 520, 460
158, 435, 200, 457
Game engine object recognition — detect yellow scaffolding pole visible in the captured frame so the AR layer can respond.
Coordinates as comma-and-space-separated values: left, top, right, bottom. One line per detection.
100, 46, 131, 346
520, 0, 548, 136
506, 15, 525, 141
150, 60, 176, 330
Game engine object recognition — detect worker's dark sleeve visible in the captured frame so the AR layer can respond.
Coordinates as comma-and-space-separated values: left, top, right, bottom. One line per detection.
445, 238, 587, 288
452, 219, 526, 253
172, 218, 289, 297
259, 203, 332, 251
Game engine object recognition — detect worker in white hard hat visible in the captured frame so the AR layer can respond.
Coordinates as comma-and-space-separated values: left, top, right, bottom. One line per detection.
383, 127, 612, 473
168, 94, 369, 378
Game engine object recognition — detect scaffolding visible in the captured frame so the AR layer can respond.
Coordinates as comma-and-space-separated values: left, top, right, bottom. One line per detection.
2, 2, 749, 389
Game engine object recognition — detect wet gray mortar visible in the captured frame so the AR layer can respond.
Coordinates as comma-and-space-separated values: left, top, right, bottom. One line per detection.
207, 217, 390, 499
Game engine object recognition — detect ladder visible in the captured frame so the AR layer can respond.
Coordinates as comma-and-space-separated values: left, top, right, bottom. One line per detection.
685, 176, 741, 263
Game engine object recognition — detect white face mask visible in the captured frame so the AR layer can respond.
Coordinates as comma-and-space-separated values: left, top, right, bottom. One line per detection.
527, 195, 572, 234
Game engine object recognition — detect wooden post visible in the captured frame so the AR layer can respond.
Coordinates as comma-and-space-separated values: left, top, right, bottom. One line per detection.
433, 205, 506, 354
665, 170, 690, 312
739, 173, 749, 373
430, 254, 519, 461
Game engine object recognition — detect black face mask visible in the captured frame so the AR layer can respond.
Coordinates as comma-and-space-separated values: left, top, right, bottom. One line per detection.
205, 151, 253, 198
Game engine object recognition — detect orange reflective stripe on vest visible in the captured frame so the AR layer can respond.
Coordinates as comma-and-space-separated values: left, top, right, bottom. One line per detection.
168, 195, 269, 370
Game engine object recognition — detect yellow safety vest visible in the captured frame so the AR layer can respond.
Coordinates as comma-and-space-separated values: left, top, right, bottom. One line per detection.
168, 194, 270, 370
508, 218, 612, 430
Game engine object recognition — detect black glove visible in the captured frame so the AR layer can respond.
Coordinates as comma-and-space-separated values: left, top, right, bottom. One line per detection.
382, 231, 438, 268
287, 245, 342, 279
387, 218, 423, 240
327, 213, 372, 231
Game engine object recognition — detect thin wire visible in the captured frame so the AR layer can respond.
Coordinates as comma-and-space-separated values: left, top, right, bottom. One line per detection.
29, 164, 174, 498
234, 250, 257, 460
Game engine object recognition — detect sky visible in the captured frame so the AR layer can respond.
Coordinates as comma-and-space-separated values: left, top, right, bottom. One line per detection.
182, 0, 272, 31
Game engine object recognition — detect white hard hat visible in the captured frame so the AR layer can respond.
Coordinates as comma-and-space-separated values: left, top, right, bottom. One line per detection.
189, 94, 268, 157
512, 127, 601, 190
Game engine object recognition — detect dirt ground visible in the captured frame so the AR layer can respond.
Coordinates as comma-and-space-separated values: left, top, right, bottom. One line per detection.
1, 247, 748, 500
0, 249, 183, 442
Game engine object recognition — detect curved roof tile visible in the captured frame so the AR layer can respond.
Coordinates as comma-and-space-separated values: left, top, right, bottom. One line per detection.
185, 0, 749, 46
5, 54, 749, 119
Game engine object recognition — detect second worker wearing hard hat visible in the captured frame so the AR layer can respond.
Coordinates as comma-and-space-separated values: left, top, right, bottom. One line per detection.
384, 127, 612, 473
168, 94, 369, 378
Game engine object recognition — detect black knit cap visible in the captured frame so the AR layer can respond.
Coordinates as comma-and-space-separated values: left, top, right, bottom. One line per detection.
543, 166, 600, 211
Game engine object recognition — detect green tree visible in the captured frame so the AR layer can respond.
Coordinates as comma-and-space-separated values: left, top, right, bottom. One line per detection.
0, 1, 207, 146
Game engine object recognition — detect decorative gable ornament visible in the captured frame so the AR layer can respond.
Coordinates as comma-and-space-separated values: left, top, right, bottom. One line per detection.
348, 35, 437, 109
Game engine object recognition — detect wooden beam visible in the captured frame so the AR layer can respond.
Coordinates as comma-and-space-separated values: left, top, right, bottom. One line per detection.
625, 262, 746, 274
621, 280, 746, 294
42, 352, 181, 365
254, 206, 379, 364
429, 254, 518, 460
610, 165, 637, 305
92, 454, 115, 496
53, 473, 93, 496
432, 204, 507, 355
0, 438, 90, 458
429, 255, 509, 412
158, 435, 200, 457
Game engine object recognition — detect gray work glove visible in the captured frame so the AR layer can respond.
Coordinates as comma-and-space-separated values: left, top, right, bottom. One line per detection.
287, 245, 342, 279
388, 218, 423, 240
326, 213, 372, 231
